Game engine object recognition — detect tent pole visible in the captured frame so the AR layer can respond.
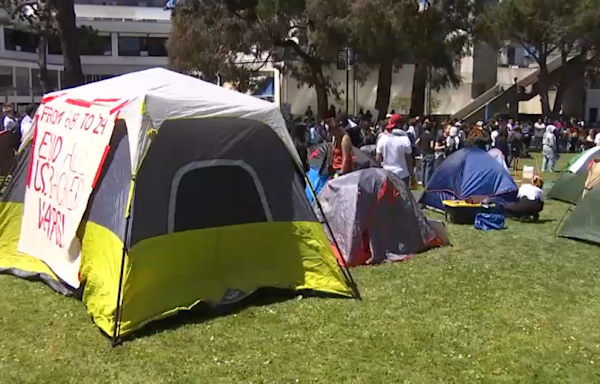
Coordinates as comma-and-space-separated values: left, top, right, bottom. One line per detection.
554, 206, 573, 237
112, 198, 133, 347
301, 166, 361, 300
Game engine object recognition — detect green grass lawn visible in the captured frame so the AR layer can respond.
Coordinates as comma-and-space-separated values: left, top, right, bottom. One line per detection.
2, 153, 600, 383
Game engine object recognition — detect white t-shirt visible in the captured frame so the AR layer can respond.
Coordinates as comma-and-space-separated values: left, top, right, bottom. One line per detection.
491, 130, 499, 146
534, 122, 546, 137
518, 184, 544, 201
376, 133, 412, 179
20, 115, 33, 138
595, 132, 600, 146
2, 116, 16, 132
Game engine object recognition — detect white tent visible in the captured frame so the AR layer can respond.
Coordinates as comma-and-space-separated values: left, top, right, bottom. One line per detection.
25, 68, 298, 168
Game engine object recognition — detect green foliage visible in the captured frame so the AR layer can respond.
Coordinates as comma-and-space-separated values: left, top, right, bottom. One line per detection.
480, 0, 600, 63
169, 0, 348, 96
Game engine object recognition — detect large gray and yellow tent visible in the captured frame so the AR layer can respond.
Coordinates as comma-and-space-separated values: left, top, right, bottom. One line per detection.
0, 68, 354, 341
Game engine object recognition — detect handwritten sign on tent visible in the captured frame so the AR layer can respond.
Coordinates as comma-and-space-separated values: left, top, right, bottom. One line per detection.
18, 98, 118, 288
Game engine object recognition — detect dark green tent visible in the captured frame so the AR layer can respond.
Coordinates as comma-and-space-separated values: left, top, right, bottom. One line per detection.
547, 171, 588, 204
548, 147, 600, 204
558, 184, 600, 245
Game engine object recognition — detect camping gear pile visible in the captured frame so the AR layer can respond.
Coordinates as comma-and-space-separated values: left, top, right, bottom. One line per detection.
0, 68, 355, 343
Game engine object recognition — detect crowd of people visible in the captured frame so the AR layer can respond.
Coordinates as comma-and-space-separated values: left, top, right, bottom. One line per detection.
0, 103, 36, 176
292, 106, 600, 186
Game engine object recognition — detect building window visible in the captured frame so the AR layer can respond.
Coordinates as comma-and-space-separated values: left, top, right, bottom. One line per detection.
15, 67, 30, 96
85, 74, 114, 84
0, 66, 14, 96
118, 36, 142, 56
144, 37, 168, 57
48, 35, 62, 55
118, 35, 167, 57
32, 68, 59, 94
4, 28, 38, 53
81, 35, 112, 56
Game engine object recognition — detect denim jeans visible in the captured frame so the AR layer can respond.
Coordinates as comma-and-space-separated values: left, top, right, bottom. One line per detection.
542, 148, 556, 172
420, 154, 435, 187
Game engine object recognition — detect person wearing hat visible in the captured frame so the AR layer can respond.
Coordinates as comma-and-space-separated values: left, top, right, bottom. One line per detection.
376, 113, 414, 186
1, 103, 17, 133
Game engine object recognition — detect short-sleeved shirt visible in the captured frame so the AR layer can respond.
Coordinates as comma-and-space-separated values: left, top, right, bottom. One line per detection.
518, 184, 544, 201
417, 131, 435, 156
376, 133, 412, 179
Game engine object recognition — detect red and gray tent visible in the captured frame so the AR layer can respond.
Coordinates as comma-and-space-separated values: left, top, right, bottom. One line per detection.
314, 168, 447, 267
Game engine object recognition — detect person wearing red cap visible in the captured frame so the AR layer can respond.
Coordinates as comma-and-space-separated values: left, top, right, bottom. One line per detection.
376, 114, 414, 186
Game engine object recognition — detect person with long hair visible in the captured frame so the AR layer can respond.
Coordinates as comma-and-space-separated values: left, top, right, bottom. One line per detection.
502, 176, 545, 221
327, 112, 353, 177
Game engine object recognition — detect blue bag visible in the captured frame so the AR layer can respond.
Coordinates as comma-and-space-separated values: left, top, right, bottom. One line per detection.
474, 213, 505, 231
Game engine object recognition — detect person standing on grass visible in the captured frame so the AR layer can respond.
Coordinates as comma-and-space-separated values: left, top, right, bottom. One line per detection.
327, 113, 353, 177
376, 114, 414, 186
534, 118, 546, 149
434, 124, 449, 168
542, 125, 558, 172
416, 122, 435, 187
508, 126, 523, 171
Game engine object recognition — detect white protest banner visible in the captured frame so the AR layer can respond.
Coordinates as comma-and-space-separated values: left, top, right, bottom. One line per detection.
18, 97, 121, 288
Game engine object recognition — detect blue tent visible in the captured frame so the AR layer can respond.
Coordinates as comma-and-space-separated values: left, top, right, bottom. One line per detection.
419, 147, 518, 210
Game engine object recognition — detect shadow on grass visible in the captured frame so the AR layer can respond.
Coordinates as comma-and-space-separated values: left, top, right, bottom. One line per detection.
113, 288, 350, 345
507, 218, 556, 225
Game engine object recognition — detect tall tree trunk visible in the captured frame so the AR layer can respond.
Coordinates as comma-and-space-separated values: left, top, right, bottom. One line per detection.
537, 61, 552, 117
562, 55, 586, 119
551, 51, 570, 118
374, 57, 393, 117
410, 61, 427, 116
312, 63, 329, 120
37, 33, 49, 94
53, 0, 85, 88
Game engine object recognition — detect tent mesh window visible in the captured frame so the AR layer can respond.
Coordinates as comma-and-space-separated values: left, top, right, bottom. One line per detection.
172, 165, 267, 232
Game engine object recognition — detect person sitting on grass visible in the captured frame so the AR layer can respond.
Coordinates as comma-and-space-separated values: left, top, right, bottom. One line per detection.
502, 176, 545, 221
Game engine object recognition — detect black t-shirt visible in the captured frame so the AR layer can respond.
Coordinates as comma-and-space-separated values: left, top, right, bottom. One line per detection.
418, 131, 435, 155
435, 134, 446, 151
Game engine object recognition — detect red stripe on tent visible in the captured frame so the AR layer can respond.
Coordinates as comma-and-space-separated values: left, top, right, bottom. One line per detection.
109, 99, 129, 115
26, 117, 39, 188
41, 92, 67, 104
93, 98, 121, 103
92, 145, 111, 189
65, 98, 93, 108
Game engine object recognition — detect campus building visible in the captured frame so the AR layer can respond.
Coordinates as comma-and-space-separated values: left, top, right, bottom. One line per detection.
0, 1, 595, 121
0, 1, 170, 110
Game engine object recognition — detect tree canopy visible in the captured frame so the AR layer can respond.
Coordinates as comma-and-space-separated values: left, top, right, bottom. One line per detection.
480, 0, 600, 116
0, 0, 85, 92
169, 0, 349, 118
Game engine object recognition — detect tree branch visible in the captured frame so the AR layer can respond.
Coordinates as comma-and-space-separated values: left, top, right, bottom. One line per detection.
9, 0, 39, 19
275, 38, 316, 66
